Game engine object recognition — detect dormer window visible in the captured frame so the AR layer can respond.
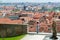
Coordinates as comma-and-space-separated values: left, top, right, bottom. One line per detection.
58, 16, 60, 19
21, 18, 25, 22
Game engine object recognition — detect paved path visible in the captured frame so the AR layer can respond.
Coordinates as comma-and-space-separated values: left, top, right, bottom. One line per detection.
21, 34, 46, 40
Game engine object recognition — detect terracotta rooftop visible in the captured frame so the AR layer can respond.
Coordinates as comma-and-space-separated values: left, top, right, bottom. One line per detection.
0, 18, 23, 24
33, 13, 44, 19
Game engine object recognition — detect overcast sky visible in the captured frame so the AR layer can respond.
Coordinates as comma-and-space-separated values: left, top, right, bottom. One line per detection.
0, 0, 60, 3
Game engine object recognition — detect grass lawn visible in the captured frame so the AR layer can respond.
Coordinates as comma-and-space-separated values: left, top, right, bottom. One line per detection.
0, 34, 26, 40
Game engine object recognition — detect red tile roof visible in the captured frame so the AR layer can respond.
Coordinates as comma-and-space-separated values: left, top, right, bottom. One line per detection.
0, 18, 23, 24
33, 13, 44, 19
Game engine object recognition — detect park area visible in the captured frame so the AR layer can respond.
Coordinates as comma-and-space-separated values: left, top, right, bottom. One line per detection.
0, 34, 25, 40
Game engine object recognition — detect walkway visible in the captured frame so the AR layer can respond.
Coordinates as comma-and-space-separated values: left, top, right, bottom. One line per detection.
21, 34, 46, 40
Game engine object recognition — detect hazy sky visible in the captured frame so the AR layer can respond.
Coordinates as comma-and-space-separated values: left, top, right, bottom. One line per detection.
0, 0, 60, 3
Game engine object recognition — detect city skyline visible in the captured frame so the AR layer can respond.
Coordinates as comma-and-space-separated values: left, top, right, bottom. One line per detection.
0, 0, 60, 3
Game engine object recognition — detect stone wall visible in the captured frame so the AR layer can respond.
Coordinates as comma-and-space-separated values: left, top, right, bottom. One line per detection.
0, 24, 27, 37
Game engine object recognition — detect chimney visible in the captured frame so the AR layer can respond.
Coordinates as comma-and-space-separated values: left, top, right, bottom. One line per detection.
2, 12, 6, 17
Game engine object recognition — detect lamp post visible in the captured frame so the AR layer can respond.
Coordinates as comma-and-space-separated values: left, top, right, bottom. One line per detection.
36, 22, 40, 34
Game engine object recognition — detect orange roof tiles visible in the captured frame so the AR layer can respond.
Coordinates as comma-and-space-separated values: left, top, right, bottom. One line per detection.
0, 18, 23, 24
33, 13, 44, 19
20, 17, 33, 21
